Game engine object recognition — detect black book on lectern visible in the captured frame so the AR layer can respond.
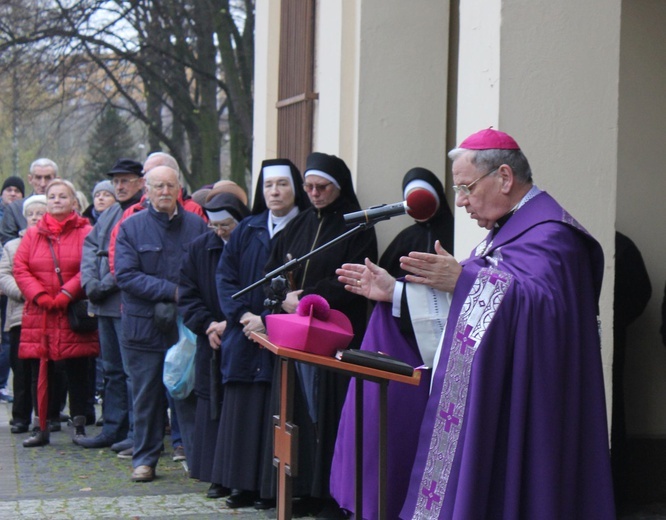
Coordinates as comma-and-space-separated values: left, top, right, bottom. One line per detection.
335, 349, 415, 377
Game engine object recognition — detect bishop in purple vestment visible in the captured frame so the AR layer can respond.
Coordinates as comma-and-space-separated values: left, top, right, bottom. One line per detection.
335, 129, 615, 520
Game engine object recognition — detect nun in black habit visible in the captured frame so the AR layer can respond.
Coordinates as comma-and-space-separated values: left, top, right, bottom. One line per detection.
260, 152, 378, 515
213, 159, 310, 509
378, 167, 454, 278
178, 187, 250, 499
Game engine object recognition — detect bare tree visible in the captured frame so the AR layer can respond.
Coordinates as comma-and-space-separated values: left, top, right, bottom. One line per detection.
0, 0, 254, 190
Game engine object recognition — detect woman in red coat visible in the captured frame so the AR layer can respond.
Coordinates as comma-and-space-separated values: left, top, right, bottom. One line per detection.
14, 179, 100, 447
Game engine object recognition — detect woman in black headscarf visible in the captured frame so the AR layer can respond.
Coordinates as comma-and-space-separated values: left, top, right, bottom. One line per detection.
379, 167, 454, 277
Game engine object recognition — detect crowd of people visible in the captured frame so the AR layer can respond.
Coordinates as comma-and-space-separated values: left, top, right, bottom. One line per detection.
0, 128, 627, 519
0, 151, 386, 517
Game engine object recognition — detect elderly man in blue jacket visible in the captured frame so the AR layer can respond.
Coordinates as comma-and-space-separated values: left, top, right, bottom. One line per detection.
115, 165, 207, 482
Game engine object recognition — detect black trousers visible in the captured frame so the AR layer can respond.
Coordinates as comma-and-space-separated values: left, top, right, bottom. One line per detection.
30, 356, 91, 423
9, 326, 32, 425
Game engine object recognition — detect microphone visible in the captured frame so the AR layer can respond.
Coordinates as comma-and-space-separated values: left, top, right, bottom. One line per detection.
343, 188, 438, 225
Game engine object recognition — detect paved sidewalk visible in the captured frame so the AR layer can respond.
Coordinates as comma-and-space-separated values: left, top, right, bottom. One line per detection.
0, 401, 287, 519
8, 400, 666, 519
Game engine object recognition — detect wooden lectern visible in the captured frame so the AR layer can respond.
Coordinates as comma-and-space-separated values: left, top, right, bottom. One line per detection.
251, 332, 422, 520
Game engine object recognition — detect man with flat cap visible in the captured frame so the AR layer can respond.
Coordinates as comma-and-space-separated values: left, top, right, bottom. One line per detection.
76, 158, 144, 451
336, 129, 614, 519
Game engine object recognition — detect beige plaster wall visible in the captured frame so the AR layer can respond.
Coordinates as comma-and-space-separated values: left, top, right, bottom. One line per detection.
354, 1, 450, 255
311, 1, 359, 158
252, 0, 281, 187
307, 1, 450, 256
618, 0, 666, 437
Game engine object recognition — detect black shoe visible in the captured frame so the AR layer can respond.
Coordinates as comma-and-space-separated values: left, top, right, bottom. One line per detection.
110, 438, 133, 452
74, 433, 115, 448
293, 497, 324, 516
206, 483, 231, 499
49, 421, 61, 432
59, 412, 70, 422
225, 490, 257, 509
23, 428, 50, 447
11, 423, 29, 434
95, 416, 104, 427
315, 498, 349, 519
254, 498, 276, 510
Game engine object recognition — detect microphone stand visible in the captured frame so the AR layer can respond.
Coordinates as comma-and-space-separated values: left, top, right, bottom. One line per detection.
232, 221, 376, 300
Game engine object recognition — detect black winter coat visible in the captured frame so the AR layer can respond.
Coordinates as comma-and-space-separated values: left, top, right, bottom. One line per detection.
179, 230, 226, 397
266, 195, 378, 349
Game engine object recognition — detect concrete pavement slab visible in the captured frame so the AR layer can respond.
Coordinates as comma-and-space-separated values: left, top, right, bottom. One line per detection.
0, 401, 308, 519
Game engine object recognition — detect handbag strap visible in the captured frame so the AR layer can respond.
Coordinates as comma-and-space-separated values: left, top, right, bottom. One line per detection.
46, 238, 65, 287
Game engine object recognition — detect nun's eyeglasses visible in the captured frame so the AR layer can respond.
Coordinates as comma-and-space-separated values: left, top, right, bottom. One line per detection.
452, 167, 499, 196
303, 182, 332, 193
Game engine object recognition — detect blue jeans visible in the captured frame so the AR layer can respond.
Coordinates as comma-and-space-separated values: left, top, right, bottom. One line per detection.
123, 347, 167, 468
166, 390, 182, 447
98, 317, 133, 441
166, 390, 197, 459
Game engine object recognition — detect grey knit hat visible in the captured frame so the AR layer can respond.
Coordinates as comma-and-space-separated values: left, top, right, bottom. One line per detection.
92, 180, 116, 199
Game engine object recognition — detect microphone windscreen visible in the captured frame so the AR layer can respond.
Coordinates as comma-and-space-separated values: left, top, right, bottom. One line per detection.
405, 188, 438, 221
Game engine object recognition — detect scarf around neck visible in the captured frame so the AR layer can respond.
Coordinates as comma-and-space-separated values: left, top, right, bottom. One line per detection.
41, 211, 78, 237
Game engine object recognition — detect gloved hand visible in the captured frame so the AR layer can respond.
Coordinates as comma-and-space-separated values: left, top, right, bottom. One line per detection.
53, 292, 72, 311
35, 293, 55, 310
86, 286, 106, 303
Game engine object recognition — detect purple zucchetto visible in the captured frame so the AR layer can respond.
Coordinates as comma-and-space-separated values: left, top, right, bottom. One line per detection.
459, 128, 521, 150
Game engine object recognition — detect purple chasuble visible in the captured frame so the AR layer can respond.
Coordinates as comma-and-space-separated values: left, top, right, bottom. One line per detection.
330, 302, 431, 519
401, 192, 615, 520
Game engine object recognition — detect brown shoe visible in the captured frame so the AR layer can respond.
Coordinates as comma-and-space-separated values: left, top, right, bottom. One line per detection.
131, 465, 155, 482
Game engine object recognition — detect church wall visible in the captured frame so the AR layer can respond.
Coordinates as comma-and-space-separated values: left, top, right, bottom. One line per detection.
618, 0, 666, 437
353, 0, 450, 255
252, 0, 282, 184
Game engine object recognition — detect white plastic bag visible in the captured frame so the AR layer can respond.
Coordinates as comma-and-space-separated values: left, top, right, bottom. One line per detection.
163, 317, 197, 399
